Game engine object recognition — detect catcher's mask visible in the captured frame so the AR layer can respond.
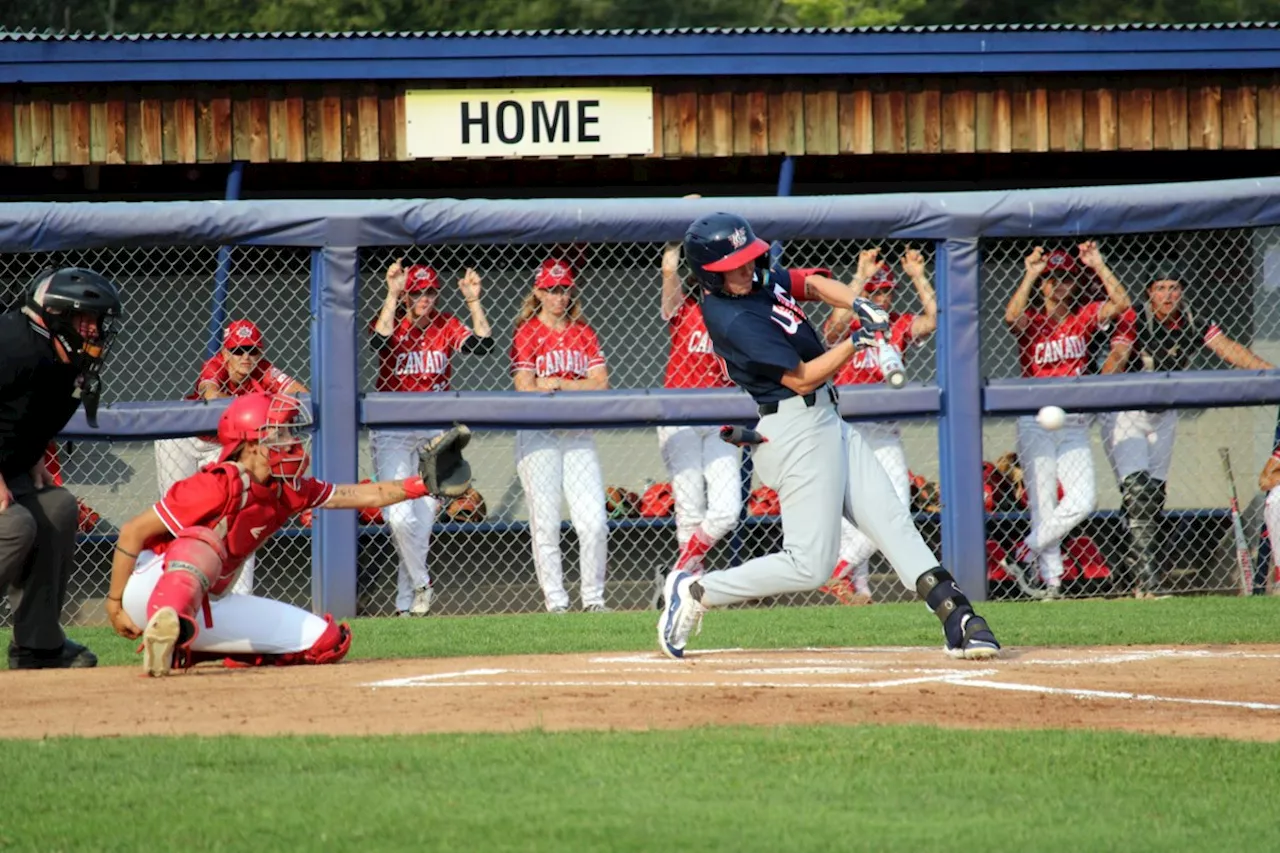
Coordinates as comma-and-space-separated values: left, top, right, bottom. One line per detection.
217, 392, 313, 487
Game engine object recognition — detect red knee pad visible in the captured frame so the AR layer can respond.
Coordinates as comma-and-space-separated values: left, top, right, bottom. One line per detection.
216, 615, 353, 669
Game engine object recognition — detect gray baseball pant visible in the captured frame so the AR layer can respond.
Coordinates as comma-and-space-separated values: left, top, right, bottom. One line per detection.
0, 475, 79, 651
699, 395, 937, 607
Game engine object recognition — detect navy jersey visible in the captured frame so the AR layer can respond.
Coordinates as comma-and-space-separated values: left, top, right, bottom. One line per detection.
700, 263, 828, 404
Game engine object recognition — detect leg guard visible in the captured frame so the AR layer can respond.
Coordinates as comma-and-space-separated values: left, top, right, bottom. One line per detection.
916, 568, 1000, 659
145, 526, 227, 672
208, 615, 353, 669
1120, 472, 1165, 594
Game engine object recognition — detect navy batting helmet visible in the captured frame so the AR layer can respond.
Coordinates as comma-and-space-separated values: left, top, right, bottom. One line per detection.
683, 213, 772, 295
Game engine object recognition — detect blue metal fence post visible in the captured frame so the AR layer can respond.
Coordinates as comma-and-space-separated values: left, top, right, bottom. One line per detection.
935, 237, 988, 600
206, 160, 246, 358
776, 155, 795, 197
310, 246, 360, 617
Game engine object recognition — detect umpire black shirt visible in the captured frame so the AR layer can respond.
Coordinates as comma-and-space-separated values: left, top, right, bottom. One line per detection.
0, 312, 81, 480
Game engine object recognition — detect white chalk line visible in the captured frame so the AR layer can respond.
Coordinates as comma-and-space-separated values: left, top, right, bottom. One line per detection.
944, 678, 1280, 712
360, 647, 1280, 713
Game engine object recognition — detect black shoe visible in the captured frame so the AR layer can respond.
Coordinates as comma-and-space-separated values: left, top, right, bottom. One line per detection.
8, 639, 98, 670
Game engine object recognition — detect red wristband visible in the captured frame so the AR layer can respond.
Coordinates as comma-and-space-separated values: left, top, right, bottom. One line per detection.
403, 476, 429, 500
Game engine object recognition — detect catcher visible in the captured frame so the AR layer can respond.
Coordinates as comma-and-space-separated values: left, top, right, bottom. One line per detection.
103, 391, 472, 676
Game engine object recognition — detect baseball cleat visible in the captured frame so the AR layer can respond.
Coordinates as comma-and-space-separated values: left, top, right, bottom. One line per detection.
944, 613, 1001, 661
657, 571, 705, 659
142, 606, 181, 677
410, 585, 433, 616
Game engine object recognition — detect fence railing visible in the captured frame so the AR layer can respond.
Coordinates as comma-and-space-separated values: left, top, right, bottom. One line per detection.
4, 178, 1280, 621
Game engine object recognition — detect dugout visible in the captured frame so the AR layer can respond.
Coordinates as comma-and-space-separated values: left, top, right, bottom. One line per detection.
3, 27, 1280, 621
1, 24, 1279, 201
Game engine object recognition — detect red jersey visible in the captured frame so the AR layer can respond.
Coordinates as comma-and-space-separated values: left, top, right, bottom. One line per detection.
191, 355, 299, 400
835, 312, 916, 386
374, 313, 471, 393
510, 317, 605, 379
1016, 302, 1104, 378
663, 298, 731, 389
147, 463, 334, 590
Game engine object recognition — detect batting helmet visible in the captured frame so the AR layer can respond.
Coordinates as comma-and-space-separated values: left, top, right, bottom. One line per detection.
683, 213, 772, 295
216, 392, 313, 486
25, 267, 123, 371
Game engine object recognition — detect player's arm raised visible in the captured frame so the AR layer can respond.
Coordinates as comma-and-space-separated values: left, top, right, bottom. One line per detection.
372, 258, 406, 340
457, 267, 493, 343
902, 248, 938, 338
1077, 241, 1131, 323
660, 242, 685, 321
1005, 246, 1046, 332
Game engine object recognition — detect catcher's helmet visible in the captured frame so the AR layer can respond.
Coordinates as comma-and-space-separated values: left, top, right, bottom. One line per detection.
216, 392, 312, 486
25, 267, 123, 371
683, 213, 772, 295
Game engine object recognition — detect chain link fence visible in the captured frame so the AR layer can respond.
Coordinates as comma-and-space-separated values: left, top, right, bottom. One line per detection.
4, 223, 1280, 626
353, 239, 940, 614
981, 228, 1280, 600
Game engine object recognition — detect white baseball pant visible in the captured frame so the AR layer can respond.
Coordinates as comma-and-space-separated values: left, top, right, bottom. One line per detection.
153, 436, 255, 596
123, 550, 329, 655
515, 429, 608, 611
656, 425, 743, 548
1015, 415, 1098, 586
1100, 409, 1178, 482
371, 429, 443, 612
837, 421, 912, 589
1265, 486, 1280, 582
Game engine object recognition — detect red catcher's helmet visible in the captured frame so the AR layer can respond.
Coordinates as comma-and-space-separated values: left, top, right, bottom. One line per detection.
216, 392, 312, 486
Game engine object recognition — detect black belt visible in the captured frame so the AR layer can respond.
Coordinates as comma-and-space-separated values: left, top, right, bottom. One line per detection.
757, 385, 837, 417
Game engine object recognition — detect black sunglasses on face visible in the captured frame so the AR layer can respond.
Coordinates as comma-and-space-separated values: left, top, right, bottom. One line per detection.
227, 346, 261, 356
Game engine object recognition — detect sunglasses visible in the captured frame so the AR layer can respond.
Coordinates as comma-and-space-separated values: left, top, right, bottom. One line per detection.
227, 346, 261, 356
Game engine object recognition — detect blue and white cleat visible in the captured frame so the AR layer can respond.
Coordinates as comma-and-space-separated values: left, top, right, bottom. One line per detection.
657, 570, 705, 660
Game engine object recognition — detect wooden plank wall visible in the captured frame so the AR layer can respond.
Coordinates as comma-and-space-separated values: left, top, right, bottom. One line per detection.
1, 74, 1277, 167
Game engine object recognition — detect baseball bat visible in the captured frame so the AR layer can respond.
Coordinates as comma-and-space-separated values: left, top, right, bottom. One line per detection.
720, 425, 766, 447
1218, 447, 1254, 597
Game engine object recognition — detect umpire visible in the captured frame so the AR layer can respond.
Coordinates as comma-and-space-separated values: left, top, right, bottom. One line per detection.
1, 268, 122, 669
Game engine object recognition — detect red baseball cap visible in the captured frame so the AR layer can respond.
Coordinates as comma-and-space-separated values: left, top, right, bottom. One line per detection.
535, 259, 576, 289
404, 265, 441, 293
864, 262, 896, 292
224, 319, 264, 350
1042, 249, 1078, 275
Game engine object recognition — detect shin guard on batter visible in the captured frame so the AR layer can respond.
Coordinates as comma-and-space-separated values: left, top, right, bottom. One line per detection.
143, 526, 227, 677
916, 568, 1000, 659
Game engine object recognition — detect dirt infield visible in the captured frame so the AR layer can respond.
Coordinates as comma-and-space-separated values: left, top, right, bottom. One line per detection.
4, 645, 1280, 741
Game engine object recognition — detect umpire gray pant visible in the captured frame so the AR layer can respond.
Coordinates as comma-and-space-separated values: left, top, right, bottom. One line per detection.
0, 474, 78, 651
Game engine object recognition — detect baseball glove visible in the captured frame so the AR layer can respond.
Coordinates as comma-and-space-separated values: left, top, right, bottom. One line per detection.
419, 424, 473, 498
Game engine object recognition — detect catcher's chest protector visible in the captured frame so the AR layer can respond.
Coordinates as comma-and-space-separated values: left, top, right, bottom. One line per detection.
203, 463, 307, 593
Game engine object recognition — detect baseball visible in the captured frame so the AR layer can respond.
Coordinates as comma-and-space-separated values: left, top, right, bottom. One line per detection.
1036, 405, 1067, 431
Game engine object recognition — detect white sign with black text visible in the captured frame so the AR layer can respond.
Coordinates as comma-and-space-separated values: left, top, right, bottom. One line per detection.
405, 87, 654, 158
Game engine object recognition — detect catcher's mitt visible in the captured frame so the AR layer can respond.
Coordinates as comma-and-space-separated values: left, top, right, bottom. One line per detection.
445, 487, 488, 523
605, 486, 641, 520
419, 424, 473, 498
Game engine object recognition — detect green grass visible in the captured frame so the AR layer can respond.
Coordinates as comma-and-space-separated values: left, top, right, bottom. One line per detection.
4, 597, 1279, 851
0, 727, 1276, 852
6, 594, 1280, 668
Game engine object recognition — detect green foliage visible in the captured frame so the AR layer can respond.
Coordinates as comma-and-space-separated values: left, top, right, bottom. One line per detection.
4, 0, 1279, 36
1, 727, 1278, 851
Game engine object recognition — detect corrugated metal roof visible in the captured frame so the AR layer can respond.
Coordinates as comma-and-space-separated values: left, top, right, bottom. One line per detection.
1, 22, 1278, 40
4, 24, 1279, 83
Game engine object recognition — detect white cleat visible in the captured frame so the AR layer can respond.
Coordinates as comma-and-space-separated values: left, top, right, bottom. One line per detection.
410, 585, 433, 617
142, 606, 181, 677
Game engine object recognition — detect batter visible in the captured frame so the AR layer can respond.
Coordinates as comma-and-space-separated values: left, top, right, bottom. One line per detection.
658, 212, 999, 661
